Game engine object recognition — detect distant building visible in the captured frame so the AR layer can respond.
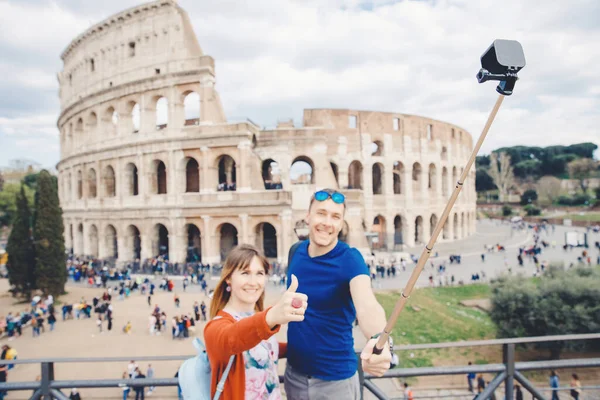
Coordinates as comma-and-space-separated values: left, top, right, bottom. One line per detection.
56, 0, 476, 265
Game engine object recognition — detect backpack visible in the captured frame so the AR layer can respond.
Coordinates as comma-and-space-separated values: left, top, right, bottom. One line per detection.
178, 337, 235, 400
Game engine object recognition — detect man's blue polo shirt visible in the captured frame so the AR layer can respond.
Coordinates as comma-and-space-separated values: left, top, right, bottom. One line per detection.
286, 240, 369, 380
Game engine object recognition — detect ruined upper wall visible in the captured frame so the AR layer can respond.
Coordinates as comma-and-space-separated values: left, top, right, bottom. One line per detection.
58, 0, 209, 111
302, 109, 473, 148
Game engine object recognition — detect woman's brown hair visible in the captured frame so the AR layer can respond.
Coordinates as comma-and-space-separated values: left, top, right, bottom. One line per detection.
209, 244, 270, 319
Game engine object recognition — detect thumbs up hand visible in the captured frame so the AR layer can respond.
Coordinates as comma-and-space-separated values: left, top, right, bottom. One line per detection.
265, 274, 308, 328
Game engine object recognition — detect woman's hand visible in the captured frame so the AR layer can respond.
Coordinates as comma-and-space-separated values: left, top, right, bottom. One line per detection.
265, 274, 308, 328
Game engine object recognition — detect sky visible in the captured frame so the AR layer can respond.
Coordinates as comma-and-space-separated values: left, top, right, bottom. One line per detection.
0, 0, 599, 170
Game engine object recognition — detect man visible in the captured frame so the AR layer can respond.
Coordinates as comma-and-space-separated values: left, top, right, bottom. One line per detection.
467, 362, 475, 393
285, 189, 392, 400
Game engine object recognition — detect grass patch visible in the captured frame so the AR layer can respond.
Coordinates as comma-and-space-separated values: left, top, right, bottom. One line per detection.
556, 213, 600, 222
376, 284, 495, 346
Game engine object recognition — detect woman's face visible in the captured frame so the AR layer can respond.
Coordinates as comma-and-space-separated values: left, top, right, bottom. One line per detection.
227, 256, 266, 307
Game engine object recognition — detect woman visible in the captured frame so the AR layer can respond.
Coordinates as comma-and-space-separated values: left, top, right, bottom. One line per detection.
570, 373, 581, 399
204, 244, 308, 400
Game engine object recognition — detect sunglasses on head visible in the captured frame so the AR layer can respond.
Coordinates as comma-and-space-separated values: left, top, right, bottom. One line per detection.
314, 190, 345, 204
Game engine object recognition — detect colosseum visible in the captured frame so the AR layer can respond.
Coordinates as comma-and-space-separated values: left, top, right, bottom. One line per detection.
56, 0, 477, 266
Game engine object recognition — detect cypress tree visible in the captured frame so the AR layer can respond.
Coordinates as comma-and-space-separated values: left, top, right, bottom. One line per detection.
33, 170, 66, 296
5, 185, 36, 298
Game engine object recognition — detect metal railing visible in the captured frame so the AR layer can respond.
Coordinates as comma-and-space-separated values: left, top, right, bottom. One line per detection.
1, 334, 599, 399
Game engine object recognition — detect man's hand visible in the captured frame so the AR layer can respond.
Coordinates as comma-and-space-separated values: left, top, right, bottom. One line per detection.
360, 338, 392, 377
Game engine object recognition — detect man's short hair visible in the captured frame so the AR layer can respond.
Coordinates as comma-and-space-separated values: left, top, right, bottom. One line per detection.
309, 188, 346, 211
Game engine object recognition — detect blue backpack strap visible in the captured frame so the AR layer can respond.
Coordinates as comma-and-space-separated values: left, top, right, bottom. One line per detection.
213, 355, 235, 400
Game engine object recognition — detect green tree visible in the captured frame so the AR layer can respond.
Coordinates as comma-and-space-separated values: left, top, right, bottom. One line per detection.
5, 186, 36, 299
567, 158, 597, 192
520, 189, 538, 205
33, 170, 66, 297
475, 169, 496, 192
0, 183, 35, 227
490, 266, 600, 359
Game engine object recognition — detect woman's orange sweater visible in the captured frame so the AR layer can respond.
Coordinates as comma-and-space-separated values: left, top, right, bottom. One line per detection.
204, 308, 287, 400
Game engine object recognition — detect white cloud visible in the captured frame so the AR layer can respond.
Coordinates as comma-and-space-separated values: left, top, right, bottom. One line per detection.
0, 0, 599, 169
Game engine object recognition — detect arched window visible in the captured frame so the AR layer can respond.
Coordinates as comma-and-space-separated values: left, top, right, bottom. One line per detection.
156, 161, 167, 194
441, 146, 448, 161
415, 216, 424, 245
394, 215, 403, 247
126, 225, 142, 260
442, 167, 449, 197
125, 163, 139, 196
184, 92, 200, 125
430, 214, 438, 240
186, 224, 201, 262
217, 155, 236, 191
262, 159, 281, 190
256, 223, 277, 258
372, 215, 387, 250
348, 161, 363, 189
153, 224, 169, 257
105, 225, 118, 259
412, 163, 422, 193
185, 158, 200, 192
371, 140, 384, 156
372, 163, 384, 195
155, 96, 168, 129
88, 224, 99, 257
393, 162, 404, 194
219, 223, 238, 261
87, 168, 97, 198
103, 166, 116, 197
428, 163, 437, 192
77, 170, 83, 199
290, 156, 315, 185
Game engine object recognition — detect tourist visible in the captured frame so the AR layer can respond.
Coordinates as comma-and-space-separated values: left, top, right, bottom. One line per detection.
119, 371, 130, 400
68, 388, 81, 400
204, 244, 307, 399
403, 382, 414, 400
570, 373, 581, 399
515, 384, 523, 400
284, 189, 391, 400
477, 373, 486, 393
467, 362, 475, 392
550, 370, 560, 400
200, 301, 207, 321
146, 364, 155, 395
133, 367, 146, 400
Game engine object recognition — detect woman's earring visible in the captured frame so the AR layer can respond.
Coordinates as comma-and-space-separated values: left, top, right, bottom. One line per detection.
226, 285, 231, 292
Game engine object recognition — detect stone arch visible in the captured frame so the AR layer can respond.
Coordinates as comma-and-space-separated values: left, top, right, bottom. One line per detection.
415, 216, 424, 245
262, 159, 282, 190
372, 215, 387, 250
441, 146, 448, 161
185, 157, 200, 192
104, 224, 118, 259
394, 215, 404, 247
218, 223, 239, 261
125, 163, 139, 196
348, 160, 363, 189
103, 106, 119, 136
442, 167, 449, 197
443, 218, 450, 239
183, 91, 200, 125
76, 170, 83, 199
125, 225, 142, 261
87, 168, 97, 198
453, 213, 459, 239
428, 163, 437, 192
151, 159, 167, 194
103, 165, 116, 197
430, 214, 438, 240
393, 162, 404, 194
372, 163, 384, 195
371, 140, 384, 156
330, 162, 339, 187
217, 155, 237, 191
338, 221, 350, 243
186, 223, 201, 262
412, 163, 422, 193
76, 223, 84, 255
126, 101, 140, 133
255, 222, 277, 258
452, 166, 458, 188
75, 118, 84, 137
152, 223, 169, 257
290, 156, 315, 185
154, 96, 168, 129
87, 112, 98, 133
461, 212, 465, 238
67, 172, 72, 201
88, 224, 99, 257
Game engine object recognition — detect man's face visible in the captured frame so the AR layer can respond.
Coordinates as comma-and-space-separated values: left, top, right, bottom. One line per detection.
306, 198, 345, 247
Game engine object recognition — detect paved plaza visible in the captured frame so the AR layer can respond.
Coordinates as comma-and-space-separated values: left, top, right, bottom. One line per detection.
1, 219, 599, 399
